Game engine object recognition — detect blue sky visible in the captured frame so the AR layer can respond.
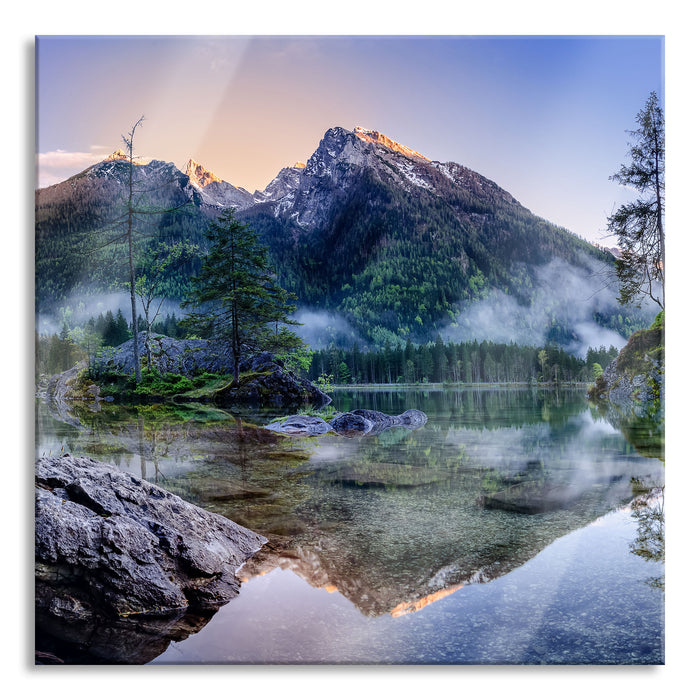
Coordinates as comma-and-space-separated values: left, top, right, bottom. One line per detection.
36, 35, 663, 245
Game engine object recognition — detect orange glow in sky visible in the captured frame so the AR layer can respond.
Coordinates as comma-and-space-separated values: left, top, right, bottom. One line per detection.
36, 35, 663, 244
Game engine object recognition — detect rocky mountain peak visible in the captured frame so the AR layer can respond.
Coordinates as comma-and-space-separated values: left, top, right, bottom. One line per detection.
352, 126, 430, 162
105, 149, 129, 162
185, 158, 222, 188
102, 149, 149, 166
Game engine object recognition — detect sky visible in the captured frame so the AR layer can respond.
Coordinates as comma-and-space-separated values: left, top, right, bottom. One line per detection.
35, 34, 663, 245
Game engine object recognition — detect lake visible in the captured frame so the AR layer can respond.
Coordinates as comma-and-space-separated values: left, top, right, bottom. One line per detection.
35, 386, 665, 664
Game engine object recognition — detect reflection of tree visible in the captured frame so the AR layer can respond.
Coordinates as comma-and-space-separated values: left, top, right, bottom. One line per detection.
629, 487, 664, 591
591, 402, 664, 461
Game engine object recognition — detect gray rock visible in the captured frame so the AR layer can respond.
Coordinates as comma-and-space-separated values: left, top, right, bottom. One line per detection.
394, 409, 429, 428
267, 408, 428, 437
95, 332, 233, 377
329, 412, 373, 437
35, 456, 267, 622
217, 358, 331, 409
351, 408, 428, 434
265, 415, 333, 436
595, 355, 664, 418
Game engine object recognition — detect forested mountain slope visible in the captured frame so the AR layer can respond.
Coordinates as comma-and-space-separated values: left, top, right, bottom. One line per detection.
35, 127, 654, 351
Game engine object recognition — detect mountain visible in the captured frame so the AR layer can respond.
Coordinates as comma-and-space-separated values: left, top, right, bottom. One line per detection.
35, 150, 214, 312
184, 158, 256, 210
235, 127, 653, 349
35, 127, 655, 351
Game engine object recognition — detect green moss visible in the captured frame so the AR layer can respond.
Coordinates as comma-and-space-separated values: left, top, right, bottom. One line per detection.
614, 309, 664, 385
93, 369, 235, 404
650, 310, 665, 331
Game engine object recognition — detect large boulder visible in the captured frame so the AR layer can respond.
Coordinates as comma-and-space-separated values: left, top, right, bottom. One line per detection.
328, 412, 374, 437
95, 332, 231, 376
76, 335, 331, 409
35, 455, 267, 623
214, 352, 331, 409
353, 408, 428, 433
265, 414, 335, 436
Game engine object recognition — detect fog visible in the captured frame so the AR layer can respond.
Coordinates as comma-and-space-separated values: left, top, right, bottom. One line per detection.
291, 308, 366, 350
36, 291, 184, 336
36, 256, 656, 358
441, 257, 655, 357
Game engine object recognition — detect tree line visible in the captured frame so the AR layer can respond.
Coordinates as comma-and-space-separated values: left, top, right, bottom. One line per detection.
303, 337, 618, 386
36, 92, 662, 386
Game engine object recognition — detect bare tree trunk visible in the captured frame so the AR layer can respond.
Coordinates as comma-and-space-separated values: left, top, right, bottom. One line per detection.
137, 415, 146, 480
124, 117, 145, 382
128, 215, 141, 382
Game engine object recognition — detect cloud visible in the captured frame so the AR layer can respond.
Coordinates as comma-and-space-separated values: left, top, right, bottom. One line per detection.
441, 256, 649, 356
292, 308, 365, 350
35, 291, 183, 336
36, 148, 110, 188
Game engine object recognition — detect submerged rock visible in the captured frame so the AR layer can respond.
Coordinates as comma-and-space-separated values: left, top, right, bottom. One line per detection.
266, 408, 428, 437
329, 412, 374, 437
350, 408, 428, 434
481, 482, 580, 515
265, 414, 334, 436
35, 456, 267, 625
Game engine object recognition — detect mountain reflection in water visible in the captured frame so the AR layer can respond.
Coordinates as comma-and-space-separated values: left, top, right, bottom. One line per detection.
35, 387, 664, 664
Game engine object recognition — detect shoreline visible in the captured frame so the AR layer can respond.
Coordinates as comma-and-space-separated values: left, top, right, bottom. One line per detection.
324, 381, 592, 390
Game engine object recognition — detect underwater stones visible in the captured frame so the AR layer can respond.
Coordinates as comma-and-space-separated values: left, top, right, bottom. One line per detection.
35, 456, 267, 621
265, 408, 428, 437
265, 414, 334, 436
328, 412, 373, 437
481, 482, 579, 515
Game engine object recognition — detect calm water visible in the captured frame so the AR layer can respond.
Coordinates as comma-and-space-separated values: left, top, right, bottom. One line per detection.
35, 387, 665, 664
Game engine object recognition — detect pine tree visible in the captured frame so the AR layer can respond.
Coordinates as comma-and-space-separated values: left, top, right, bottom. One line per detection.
114, 309, 130, 345
607, 91, 665, 309
182, 209, 303, 383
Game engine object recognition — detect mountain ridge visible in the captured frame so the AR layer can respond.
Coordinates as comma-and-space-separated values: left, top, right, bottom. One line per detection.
35, 125, 653, 351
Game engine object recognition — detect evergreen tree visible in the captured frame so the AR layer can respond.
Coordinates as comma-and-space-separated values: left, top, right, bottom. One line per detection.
607, 91, 665, 309
182, 209, 303, 383
102, 310, 118, 346
114, 309, 130, 345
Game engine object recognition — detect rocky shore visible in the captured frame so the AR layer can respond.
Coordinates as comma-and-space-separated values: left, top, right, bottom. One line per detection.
48, 333, 331, 409
588, 312, 664, 419
35, 456, 267, 640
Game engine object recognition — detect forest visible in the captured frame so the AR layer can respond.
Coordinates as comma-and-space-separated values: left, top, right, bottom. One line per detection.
35, 308, 618, 387
305, 337, 617, 386
35, 151, 655, 352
